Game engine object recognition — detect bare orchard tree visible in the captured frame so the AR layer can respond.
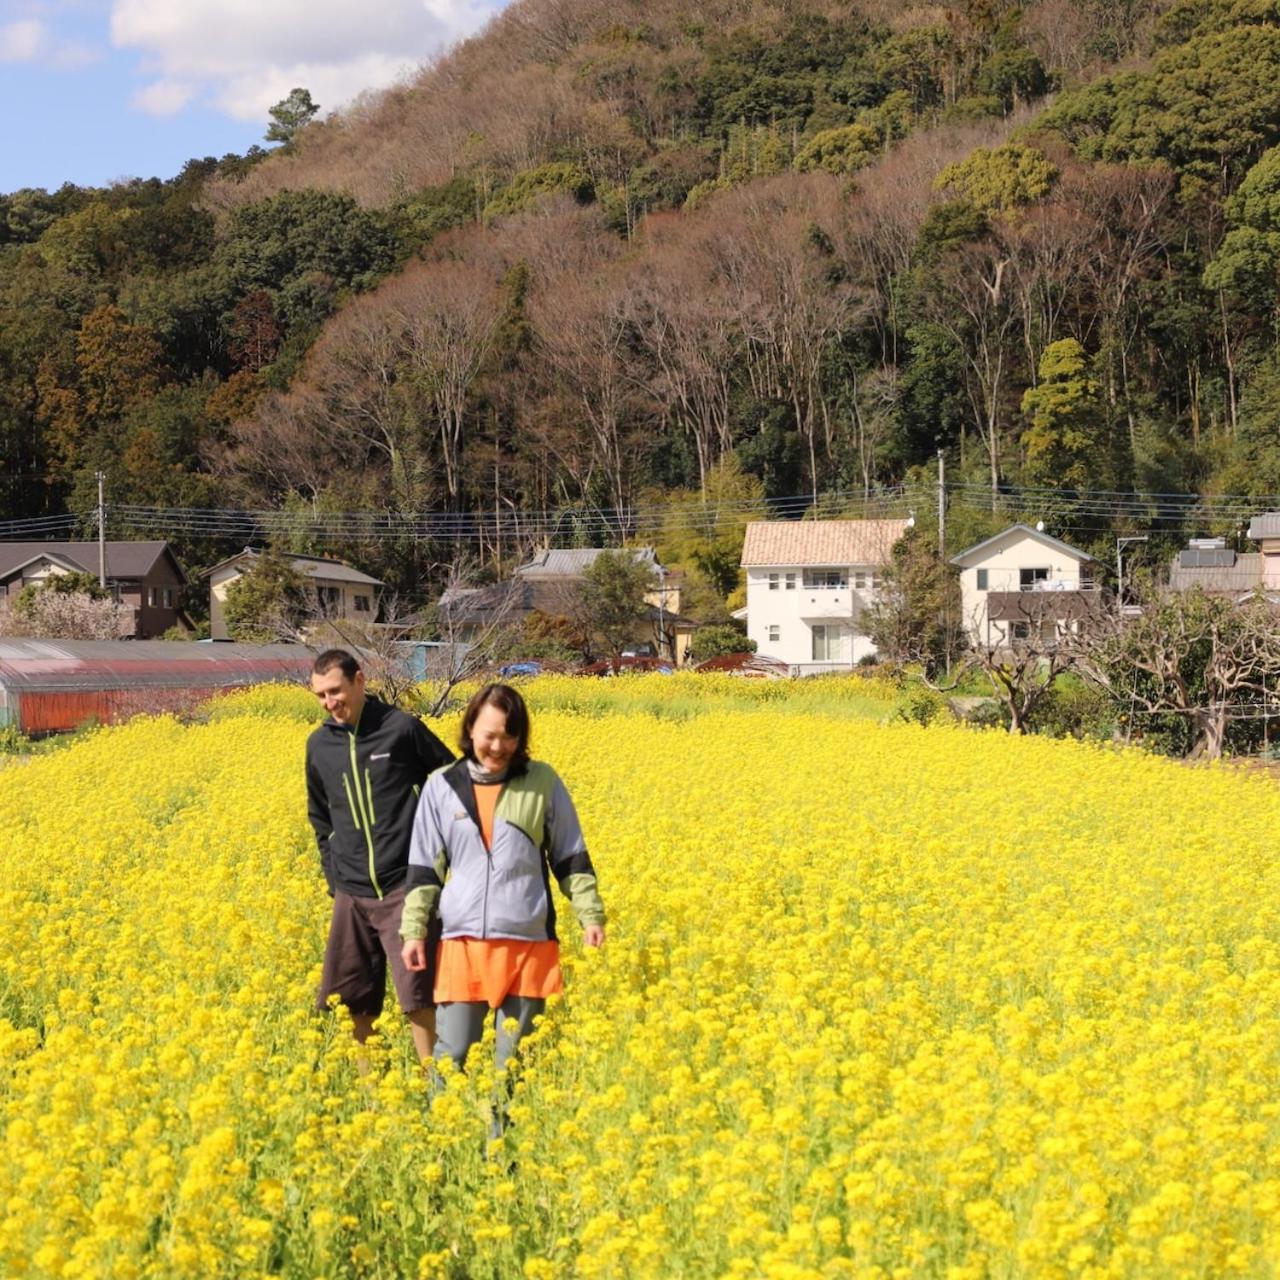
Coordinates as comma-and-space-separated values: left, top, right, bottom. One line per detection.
923, 590, 1091, 732
1070, 586, 1280, 760
423, 560, 526, 715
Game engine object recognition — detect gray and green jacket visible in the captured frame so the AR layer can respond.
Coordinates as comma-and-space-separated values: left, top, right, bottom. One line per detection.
401, 758, 605, 942
305, 697, 454, 899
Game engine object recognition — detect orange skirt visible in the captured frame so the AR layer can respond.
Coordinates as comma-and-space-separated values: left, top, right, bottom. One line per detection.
434, 937, 563, 1007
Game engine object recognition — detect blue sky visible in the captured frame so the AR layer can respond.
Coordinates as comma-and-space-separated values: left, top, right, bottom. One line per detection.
0, 0, 508, 193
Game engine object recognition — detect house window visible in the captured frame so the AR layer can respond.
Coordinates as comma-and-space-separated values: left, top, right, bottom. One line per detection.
1010, 621, 1030, 641
785, 572, 796, 590
354, 594, 371, 613
768, 572, 779, 591
317, 586, 341, 612
803, 568, 846, 589
854, 571, 867, 589
148, 587, 158, 607
163, 588, 173, 608
871, 573, 883, 590
811, 624, 845, 662
1019, 567, 1049, 590
976, 569, 989, 591
767, 625, 780, 643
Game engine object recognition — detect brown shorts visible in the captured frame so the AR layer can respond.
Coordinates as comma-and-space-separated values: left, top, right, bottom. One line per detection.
317, 885, 441, 1018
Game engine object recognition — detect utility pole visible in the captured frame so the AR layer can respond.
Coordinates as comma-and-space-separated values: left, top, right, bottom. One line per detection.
937, 449, 946, 563
656, 563, 667, 662
96, 471, 107, 589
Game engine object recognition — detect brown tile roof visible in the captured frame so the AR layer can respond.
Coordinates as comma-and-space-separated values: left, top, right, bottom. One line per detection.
740, 520, 910, 568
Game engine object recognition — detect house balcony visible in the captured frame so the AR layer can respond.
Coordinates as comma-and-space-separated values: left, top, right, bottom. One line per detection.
985, 588, 1102, 625
798, 592, 868, 620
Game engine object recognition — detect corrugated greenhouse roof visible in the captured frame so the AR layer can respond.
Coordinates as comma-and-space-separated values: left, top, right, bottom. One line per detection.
0, 640, 314, 692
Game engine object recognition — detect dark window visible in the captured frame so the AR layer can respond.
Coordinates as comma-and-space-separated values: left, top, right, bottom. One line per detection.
354, 594, 371, 612
976, 569, 988, 591
1019, 567, 1049, 589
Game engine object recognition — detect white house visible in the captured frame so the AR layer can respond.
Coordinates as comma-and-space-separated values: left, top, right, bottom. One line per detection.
950, 524, 1097, 652
205, 549, 384, 640
741, 519, 909, 673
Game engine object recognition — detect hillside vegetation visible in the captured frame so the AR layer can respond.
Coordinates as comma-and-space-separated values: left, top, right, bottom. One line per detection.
3, 0, 1277, 607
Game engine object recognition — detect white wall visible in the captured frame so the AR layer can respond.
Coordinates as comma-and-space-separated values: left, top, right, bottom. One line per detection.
957, 530, 1092, 651
745, 565, 881, 672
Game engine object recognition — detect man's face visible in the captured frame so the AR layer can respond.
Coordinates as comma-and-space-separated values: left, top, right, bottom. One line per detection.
310, 666, 365, 726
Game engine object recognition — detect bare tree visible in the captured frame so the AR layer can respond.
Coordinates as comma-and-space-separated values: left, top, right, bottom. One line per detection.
1071, 587, 1280, 760
425, 560, 527, 714
399, 260, 506, 507
917, 235, 1022, 500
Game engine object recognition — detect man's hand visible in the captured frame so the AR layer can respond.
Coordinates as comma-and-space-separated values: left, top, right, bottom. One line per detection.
402, 938, 428, 971
583, 924, 605, 949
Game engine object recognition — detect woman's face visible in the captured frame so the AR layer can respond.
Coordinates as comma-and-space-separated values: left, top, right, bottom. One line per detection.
471, 703, 518, 774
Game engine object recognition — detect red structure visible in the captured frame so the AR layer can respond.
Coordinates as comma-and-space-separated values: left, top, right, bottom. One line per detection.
0, 640, 314, 734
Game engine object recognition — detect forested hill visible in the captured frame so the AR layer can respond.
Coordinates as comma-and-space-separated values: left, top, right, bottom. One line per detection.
4, 0, 1280, 606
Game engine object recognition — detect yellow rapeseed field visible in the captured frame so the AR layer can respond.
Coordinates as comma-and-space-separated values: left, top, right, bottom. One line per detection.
3, 674, 1280, 1279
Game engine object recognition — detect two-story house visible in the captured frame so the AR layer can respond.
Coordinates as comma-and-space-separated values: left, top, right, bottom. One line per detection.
741, 519, 910, 672
206, 549, 384, 640
951, 523, 1098, 652
0, 540, 188, 638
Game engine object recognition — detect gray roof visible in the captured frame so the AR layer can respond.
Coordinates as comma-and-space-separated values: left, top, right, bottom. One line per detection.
0, 540, 183, 582
950, 523, 1096, 567
1169, 551, 1262, 594
1248, 512, 1280, 540
515, 547, 657, 578
203, 548, 382, 587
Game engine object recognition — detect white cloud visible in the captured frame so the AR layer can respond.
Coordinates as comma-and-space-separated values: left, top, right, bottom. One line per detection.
110, 0, 499, 120
0, 18, 47, 60
132, 77, 194, 116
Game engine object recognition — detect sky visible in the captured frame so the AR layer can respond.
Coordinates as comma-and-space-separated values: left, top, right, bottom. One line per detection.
0, 0, 508, 193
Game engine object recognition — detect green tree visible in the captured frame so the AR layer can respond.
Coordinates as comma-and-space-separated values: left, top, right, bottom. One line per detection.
862, 532, 962, 675
578, 551, 657, 670
265, 88, 320, 145
1020, 339, 1105, 489
935, 144, 1058, 216
222, 549, 309, 643
688, 623, 754, 661
1204, 144, 1280, 318
794, 123, 880, 175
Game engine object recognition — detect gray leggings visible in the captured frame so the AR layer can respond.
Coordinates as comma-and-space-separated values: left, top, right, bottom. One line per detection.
433, 996, 545, 1071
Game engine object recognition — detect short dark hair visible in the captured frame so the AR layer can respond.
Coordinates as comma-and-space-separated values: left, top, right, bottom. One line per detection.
460, 683, 531, 772
312, 648, 361, 680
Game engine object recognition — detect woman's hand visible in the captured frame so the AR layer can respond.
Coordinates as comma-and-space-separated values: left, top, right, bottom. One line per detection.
583, 924, 605, 949
402, 939, 428, 971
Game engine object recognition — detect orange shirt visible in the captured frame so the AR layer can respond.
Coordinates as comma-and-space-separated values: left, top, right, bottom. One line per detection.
434, 779, 563, 1007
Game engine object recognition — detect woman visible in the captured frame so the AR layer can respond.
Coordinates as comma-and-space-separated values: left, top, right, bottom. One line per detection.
400, 683, 605, 1073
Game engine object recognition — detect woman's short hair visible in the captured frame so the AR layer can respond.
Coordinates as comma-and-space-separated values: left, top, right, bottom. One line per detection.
460, 683, 531, 771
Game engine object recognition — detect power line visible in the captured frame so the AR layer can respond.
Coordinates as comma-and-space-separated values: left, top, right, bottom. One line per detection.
3, 478, 1277, 547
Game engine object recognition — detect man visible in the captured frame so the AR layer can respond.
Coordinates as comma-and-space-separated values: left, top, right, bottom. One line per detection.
305, 648, 453, 1058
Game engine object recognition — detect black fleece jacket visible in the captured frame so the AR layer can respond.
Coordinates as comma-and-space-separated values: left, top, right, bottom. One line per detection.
305, 696, 453, 898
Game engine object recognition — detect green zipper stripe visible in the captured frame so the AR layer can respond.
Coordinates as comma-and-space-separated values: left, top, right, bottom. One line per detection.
365, 769, 376, 824
348, 729, 381, 899
343, 775, 361, 831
